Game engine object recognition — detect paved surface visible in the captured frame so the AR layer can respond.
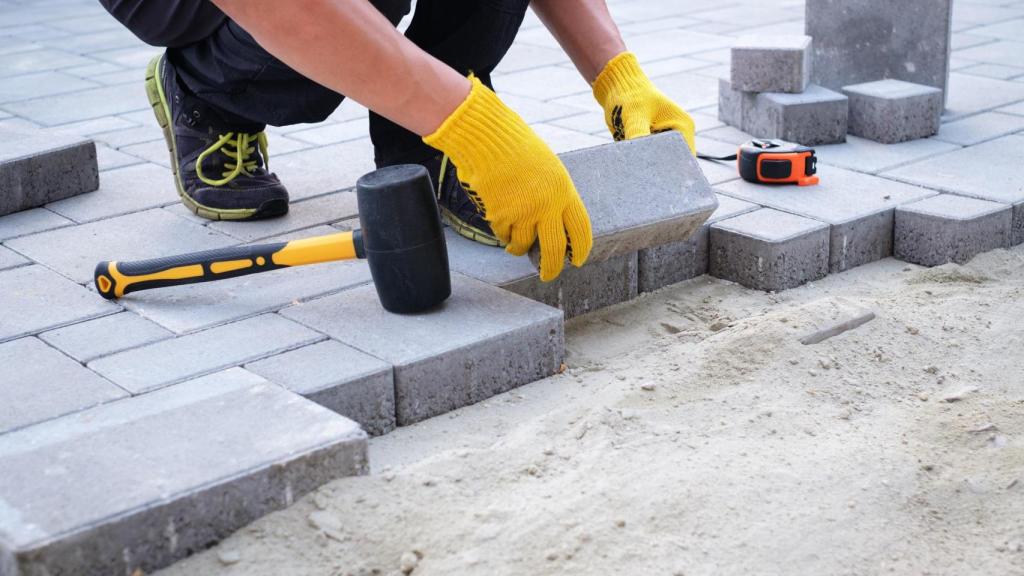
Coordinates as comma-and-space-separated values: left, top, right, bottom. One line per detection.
2, 0, 1024, 573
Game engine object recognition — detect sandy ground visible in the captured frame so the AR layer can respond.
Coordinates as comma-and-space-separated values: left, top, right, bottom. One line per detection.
159, 248, 1024, 576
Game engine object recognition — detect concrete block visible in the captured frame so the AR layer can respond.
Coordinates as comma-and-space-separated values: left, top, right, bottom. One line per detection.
39, 312, 172, 363
0, 337, 126, 435
0, 368, 367, 576
88, 314, 323, 394
281, 274, 564, 426
530, 132, 718, 265
883, 135, 1024, 245
944, 73, 1024, 121
3, 83, 150, 126
814, 135, 959, 175
934, 111, 1024, 147
895, 194, 1012, 266
806, 0, 953, 100
731, 35, 812, 93
0, 245, 28, 271
45, 163, 175, 223
0, 208, 73, 241
638, 194, 760, 293
0, 127, 98, 216
742, 84, 849, 145
247, 340, 396, 436
843, 80, 943, 144
0, 265, 118, 343
717, 165, 938, 272
710, 208, 830, 292
718, 78, 751, 128
272, 139, 376, 201
208, 190, 359, 242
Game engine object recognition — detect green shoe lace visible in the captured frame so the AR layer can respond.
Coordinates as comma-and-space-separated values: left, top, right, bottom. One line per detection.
196, 132, 270, 187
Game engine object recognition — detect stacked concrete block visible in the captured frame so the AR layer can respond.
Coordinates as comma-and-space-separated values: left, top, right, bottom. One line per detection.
709, 208, 830, 292
0, 369, 367, 576
731, 35, 812, 93
0, 127, 99, 217
743, 86, 849, 146
843, 80, 943, 143
895, 195, 1012, 267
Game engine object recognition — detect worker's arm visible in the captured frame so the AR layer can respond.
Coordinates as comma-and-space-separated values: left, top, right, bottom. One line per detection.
531, 0, 696, 152
210, 0, 592, 280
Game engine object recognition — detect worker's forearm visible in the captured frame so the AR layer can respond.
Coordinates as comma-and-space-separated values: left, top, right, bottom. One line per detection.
210, 0, 468, 135
531, 0, 626, 83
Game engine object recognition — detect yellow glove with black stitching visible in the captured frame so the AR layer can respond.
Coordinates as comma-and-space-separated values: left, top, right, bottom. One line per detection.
592, 51, 696, 153
424, 76, 593, 282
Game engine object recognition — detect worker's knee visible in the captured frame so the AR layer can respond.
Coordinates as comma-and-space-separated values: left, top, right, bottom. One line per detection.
369, 0, 413, 26
98, 0, 226, 47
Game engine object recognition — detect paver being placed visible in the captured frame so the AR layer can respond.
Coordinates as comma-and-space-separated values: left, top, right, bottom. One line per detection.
0, 127, 99, 216
884, 135, 1024, 245
88, 314, 323, 394
282, 273, 564, 426
45, 163, 175, 223
639, 194, 760, 293
39, 311, 172, 363
710, 208, 830, 292
842, 80, 943, 144
895, 194, 1012, 266
742, 84, 848, 145
0, 265, 118, 343
806, 0, 953, 100
247, 340, 396, 436
730, 35, 812, 93
0, 337, 126, 434
717, 165, 938, 272
0, 368, 367, 576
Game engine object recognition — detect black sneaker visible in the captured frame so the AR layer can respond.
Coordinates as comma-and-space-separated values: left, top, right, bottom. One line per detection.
424, 154, 503, 247
145, 53, 288, 220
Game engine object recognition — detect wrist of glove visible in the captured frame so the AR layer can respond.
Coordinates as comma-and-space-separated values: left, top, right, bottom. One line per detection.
592, 51, 696, 153
424, 76, 593, 282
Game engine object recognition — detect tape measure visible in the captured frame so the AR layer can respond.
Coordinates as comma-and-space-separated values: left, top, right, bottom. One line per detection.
699, 139, 819, 187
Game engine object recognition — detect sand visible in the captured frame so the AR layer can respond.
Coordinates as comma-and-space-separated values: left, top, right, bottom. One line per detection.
159, 248, 1024, 576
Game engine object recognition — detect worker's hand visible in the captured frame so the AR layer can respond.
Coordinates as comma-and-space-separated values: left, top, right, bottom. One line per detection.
424, 76, 592, 282
592, 52, 696, 153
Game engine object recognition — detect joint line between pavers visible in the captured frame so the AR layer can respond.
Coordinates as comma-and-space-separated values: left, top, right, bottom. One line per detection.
0, 308, 122, 346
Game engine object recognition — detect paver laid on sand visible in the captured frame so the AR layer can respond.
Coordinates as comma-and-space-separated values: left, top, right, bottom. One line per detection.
0, 264, 118, 343
39, 311, 172, 363
282, 273, 564, 426
0, 368, 368, 576
895, 194, 1012, 267
0, 126, 98, 216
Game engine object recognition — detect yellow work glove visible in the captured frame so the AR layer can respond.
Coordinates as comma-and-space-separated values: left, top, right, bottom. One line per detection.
424, 76, 593, 282
592, 51, 696, 153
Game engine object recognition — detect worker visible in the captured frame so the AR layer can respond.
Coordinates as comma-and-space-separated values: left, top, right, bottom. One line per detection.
98, 0, 696, 281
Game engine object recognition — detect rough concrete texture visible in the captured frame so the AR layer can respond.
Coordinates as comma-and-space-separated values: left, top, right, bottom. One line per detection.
843, 80, 943, 144
246, 340, 396, 436
743, 84, 849, 145
717, 78, 756, 128
731, 35, 812, 93
530, 132, 718, 265
638, 194, 760, 293
895, 194, 1012, 267
281, 274, 564, 426
710, 208, 830, 292
0, 127, 98, 217
806, 0, 953, 102
0, 368, 367, 576
717, 165, 938, 272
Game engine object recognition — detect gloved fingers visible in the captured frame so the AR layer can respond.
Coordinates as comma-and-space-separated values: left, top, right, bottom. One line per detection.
623, 112, 653, 141
653, 113, 697, 154
563, 199, 593, 268
505, 222, 537, 257
537, 216, 568, 282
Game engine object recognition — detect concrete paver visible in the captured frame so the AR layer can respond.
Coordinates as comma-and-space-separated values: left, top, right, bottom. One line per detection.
0, 245, 28, 271
895, 194, 1012, 266
45, 163, 175, 222
843, 80, 943, 144
0, 264, 118, 343
0, 127, 98, 216
730, 35, 811, 93
934, 112, 1024, 146
39, 311, 172, 363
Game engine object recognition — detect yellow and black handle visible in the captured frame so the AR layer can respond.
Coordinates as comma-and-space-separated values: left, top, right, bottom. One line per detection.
94, 230, 364, 300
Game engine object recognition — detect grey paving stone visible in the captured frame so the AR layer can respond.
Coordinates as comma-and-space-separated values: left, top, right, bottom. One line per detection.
94, 143, 144, 171
998, 101, 1024, 116
39, 312, 172, 363
272, 139, 377, 201
89, 314, 323, 394
934, 111, 1024, 146
5, 208, 236, 284
742, 84, 849, 146
843, 80, 943, 144
247, 340, 396, 436
944, 73, 1024, 120
0, 127, 99, 216
281, 274, 564, 426
0, 337, 126, 434
208, 190, 359, 242
0, 48, 97, 78
91, 125, 163, 148
958, 63, 1024, 81
2, 83, 150, 126
895, 194, 1012, 266
639, 194, 760, 293
45, 163, 175, 222
0, 208, 73, 241
0, 70, 98, 104
0, 244, 28, 271
717, 77, 751, 128
883, 135, 1024, 245
493, 65, 592, 100
954, 39, 1024, 70
0, 265, 118, 343
815, 136, 961, 175
806, 0, 953, 99
694, 137, 742, 186
531, 132, 717, 265
730, 35, 811, 93
529, 123, 611, 154
287, 118, 368, 146
0, 368, 367, 576
710, 208, 830, 292
717, 165, 938, 272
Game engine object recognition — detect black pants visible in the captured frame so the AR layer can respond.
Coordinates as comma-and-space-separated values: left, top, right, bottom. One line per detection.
99, 0, 530, 166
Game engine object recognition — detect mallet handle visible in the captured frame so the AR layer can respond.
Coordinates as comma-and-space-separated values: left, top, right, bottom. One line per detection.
94, 230, 364, 300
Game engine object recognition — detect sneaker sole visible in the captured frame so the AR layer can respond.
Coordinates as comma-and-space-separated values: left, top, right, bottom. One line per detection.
145, 56, 284, 221
439, 206, 505, 247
